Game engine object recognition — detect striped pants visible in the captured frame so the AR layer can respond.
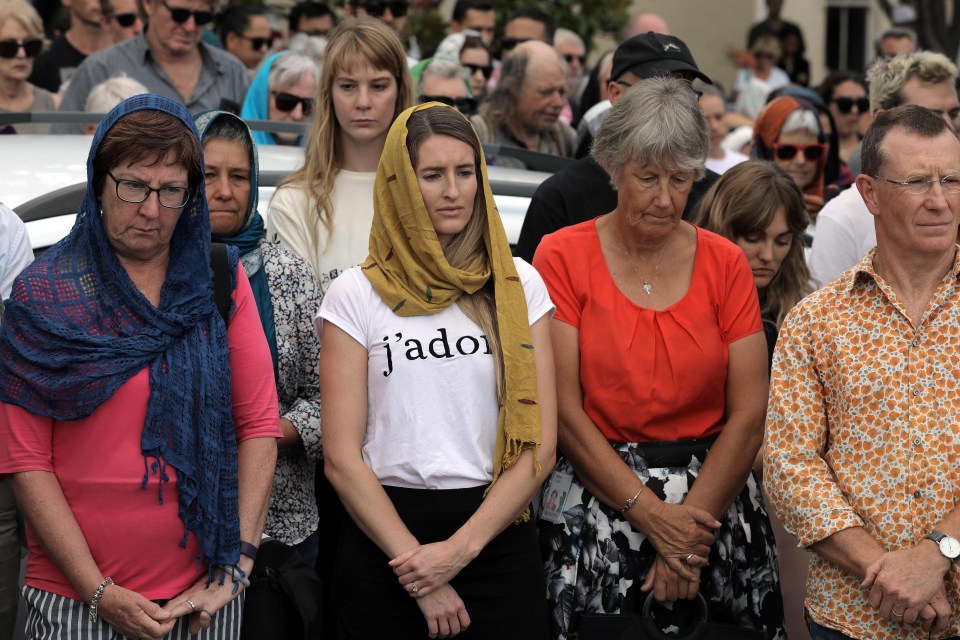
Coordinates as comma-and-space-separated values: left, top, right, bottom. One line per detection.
22, 586, 244, 640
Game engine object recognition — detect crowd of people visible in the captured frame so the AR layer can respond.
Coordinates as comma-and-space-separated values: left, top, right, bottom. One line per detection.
1, 0, 960, 640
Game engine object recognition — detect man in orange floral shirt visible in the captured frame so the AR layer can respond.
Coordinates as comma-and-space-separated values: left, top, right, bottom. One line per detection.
767, 104, 960, 640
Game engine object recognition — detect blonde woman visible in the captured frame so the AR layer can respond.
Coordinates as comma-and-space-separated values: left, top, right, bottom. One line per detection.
266, 18, 413, 295
0, 0, 59, 134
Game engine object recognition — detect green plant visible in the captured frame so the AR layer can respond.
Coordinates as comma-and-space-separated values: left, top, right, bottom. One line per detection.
405, 8, 450, 58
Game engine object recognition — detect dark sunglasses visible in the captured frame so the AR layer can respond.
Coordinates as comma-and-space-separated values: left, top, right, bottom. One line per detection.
273, 91, 314, 115
421, 95, 478, 114
358, 1, 408, 18
773, 142, 825, 161
832, 96, 869, 114
0, 38, 42, 59
238, 34, 271, 50
111, 12, 138, 27
463, 63, 492, 79
160, 0, 214, 26
562, 53, 586, 66
499, 37, 530, 53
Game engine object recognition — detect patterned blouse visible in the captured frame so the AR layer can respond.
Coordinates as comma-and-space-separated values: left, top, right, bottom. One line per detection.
766, 248, 960, 639
259, 240, 323, 546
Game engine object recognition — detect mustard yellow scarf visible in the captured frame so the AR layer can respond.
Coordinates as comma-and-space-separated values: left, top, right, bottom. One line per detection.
361, 103, 541, 511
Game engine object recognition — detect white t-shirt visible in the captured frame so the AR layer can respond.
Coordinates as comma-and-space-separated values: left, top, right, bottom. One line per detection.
705, 149, 749, 176
0, 203, 33, 299
266, 170, 377, 296
809, 184, 875, 288
317, 258, 554, 489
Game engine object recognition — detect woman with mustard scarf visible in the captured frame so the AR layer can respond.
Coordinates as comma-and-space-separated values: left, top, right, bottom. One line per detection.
318, 103, 557, 638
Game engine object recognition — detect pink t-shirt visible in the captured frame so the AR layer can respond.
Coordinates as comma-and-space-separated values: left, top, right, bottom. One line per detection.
0, 266, 282, 601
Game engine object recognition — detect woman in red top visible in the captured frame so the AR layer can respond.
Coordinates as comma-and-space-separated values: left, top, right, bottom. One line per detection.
534, 77, 785, 639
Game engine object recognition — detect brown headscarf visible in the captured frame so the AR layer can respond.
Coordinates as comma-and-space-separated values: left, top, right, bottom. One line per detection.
753, 96, 826, 200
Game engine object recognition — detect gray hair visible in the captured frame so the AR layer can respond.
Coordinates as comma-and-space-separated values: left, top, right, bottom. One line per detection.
286, 32, 328, 66
268, 52, 321, 94
421, 58, 467, 83
867, 50, 959, 114
592, 75, 709, 182
874, 27, 918, 57
476, 49, 529, 132
780, 109, 820, 136
84, 75, 149, 112
202, 115, 251, 150
553, 28, 584, 50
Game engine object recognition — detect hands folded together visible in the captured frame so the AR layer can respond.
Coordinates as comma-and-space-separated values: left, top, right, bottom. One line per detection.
389, 539, 473, 638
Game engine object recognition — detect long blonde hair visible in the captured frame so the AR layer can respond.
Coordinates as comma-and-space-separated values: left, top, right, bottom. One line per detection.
405, 108, 504, 402
279, 18, 413, 251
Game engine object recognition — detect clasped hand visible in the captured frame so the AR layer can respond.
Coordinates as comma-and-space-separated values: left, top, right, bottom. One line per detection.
862, 544, 952, 635
390, 540, 473, 638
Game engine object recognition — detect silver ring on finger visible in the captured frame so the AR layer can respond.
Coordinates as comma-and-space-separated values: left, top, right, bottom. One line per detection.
186, 599, 196, 612
411, 582, 420, 593
683, 553, 694, 564
891, 610, 904, 619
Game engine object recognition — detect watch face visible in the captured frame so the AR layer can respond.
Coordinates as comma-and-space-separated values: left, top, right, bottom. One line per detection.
940, 536, 960, 559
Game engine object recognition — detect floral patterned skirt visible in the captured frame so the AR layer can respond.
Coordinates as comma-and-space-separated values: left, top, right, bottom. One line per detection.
538, 440, 787, 640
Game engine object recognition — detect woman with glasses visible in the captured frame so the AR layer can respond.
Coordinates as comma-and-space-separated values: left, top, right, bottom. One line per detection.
0, 95, 281, 640
266, 19, 413, 292
535, 77, 785, 639
818, 71, 869, 165
0, 0, 58, 134
241, 51, 319, 147
422, 32, 492, 103
754, 95, 828, 221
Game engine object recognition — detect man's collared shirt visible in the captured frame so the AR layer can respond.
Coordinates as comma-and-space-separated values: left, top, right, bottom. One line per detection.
55, 33, 250, 134
766, 248, 960, 640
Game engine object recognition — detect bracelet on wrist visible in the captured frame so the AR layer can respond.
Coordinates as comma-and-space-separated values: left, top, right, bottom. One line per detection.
88, 576, 113, 623
239, 540, 258, 561
619, 486, 643, 514
217, 564, 251, 593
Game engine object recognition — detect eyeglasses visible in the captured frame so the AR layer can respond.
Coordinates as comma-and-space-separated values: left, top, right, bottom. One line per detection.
833, 96, 869, 114
160, 0, 214, 26
463, 63, 492, 79
562, 53, 586, 66
773, 143, 825, 162
499, 37, 530, 53
873, 174, 960, 195
107, 172, 192, 208
272, 91, 314, 115
420, 95, 478, 114
111, 12, 139, 27
0, 38, 42, 59
357, 1, 408, 18
237, 34, 271, 50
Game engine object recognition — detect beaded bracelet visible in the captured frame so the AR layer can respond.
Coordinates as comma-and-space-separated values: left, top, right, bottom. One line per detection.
619, 486, 643, 514
88, 577, 113, 623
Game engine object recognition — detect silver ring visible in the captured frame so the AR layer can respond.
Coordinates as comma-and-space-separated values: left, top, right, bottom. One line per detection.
684, 553, 694, 564
891, 610, 904, 619
186, 600, 196, 611
411, 582, 420, 593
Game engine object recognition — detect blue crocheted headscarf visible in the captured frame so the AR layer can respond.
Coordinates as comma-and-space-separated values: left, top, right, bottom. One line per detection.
0, 94, 242, 572
195, 110, 278, 376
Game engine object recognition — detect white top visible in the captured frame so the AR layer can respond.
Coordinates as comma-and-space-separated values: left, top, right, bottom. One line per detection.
316, 259, 554, 490
809, 184, 876, 288
705, 149, 749, 176
734, 67, 791, 119
266, 170, 377, 296
0, 203, 34, 299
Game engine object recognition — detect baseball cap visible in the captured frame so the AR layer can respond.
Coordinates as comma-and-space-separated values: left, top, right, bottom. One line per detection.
611, 32, 712, 85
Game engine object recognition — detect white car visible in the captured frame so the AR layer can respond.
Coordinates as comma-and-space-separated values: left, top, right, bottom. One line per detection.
3, 134, 555, 253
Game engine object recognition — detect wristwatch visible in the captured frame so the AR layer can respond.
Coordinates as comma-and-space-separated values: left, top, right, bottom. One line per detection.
925, 530, 960, 563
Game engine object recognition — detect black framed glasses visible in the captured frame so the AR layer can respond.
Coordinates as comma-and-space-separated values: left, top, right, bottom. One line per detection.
562, 53, 586, 66
237, 34, 271, 50
357, 1, 408, 18
0, 38, 42, 59
160, 0, 214, 26
873, 174, 960, 195
773, 143, 825, 162
272, 92, 314, 116
107, 172, 192, 208
420, 95, 478, 115
111, 12, 139, 27
832, 96, 869, 114
463, 63, 492, 79
499, 37, 530, 53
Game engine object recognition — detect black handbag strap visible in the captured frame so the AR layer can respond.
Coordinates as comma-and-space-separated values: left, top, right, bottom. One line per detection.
210, 242, 231, 324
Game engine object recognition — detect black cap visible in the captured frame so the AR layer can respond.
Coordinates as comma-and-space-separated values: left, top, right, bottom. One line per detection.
611, 32, 712, 85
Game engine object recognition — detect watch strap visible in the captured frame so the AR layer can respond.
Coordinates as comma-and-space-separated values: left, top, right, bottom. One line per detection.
925, 530, 960, 562
240, 540, 258, 561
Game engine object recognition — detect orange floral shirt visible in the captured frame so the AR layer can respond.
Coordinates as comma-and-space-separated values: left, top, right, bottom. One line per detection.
766, 249, 960, 640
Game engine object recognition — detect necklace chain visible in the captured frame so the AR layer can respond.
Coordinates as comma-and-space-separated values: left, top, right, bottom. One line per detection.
618, 239, 668, 295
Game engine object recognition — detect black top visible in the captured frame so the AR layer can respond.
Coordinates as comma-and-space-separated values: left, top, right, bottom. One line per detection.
514, 156, 720, 263
28, 35, 86, 93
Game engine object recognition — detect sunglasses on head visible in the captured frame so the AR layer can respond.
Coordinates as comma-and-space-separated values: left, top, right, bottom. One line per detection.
273, 91, 314, 115
358, 1, 408, 18
562, 53, 586, 65
238, 34, 271, 50
773, 142, 825, 161
0, 38, 42, 59
111, 12, 139, 27
463, 63, 492, 79
160, 0, 214, 26
833, 96, 869, 114
499, 37, 530, 53
420, 95, 478, 114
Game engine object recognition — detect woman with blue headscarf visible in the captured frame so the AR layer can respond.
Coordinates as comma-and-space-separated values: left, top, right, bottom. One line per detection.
195, 109, 323, 567
241, 51, 319, 147
0, 95, 281, 640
